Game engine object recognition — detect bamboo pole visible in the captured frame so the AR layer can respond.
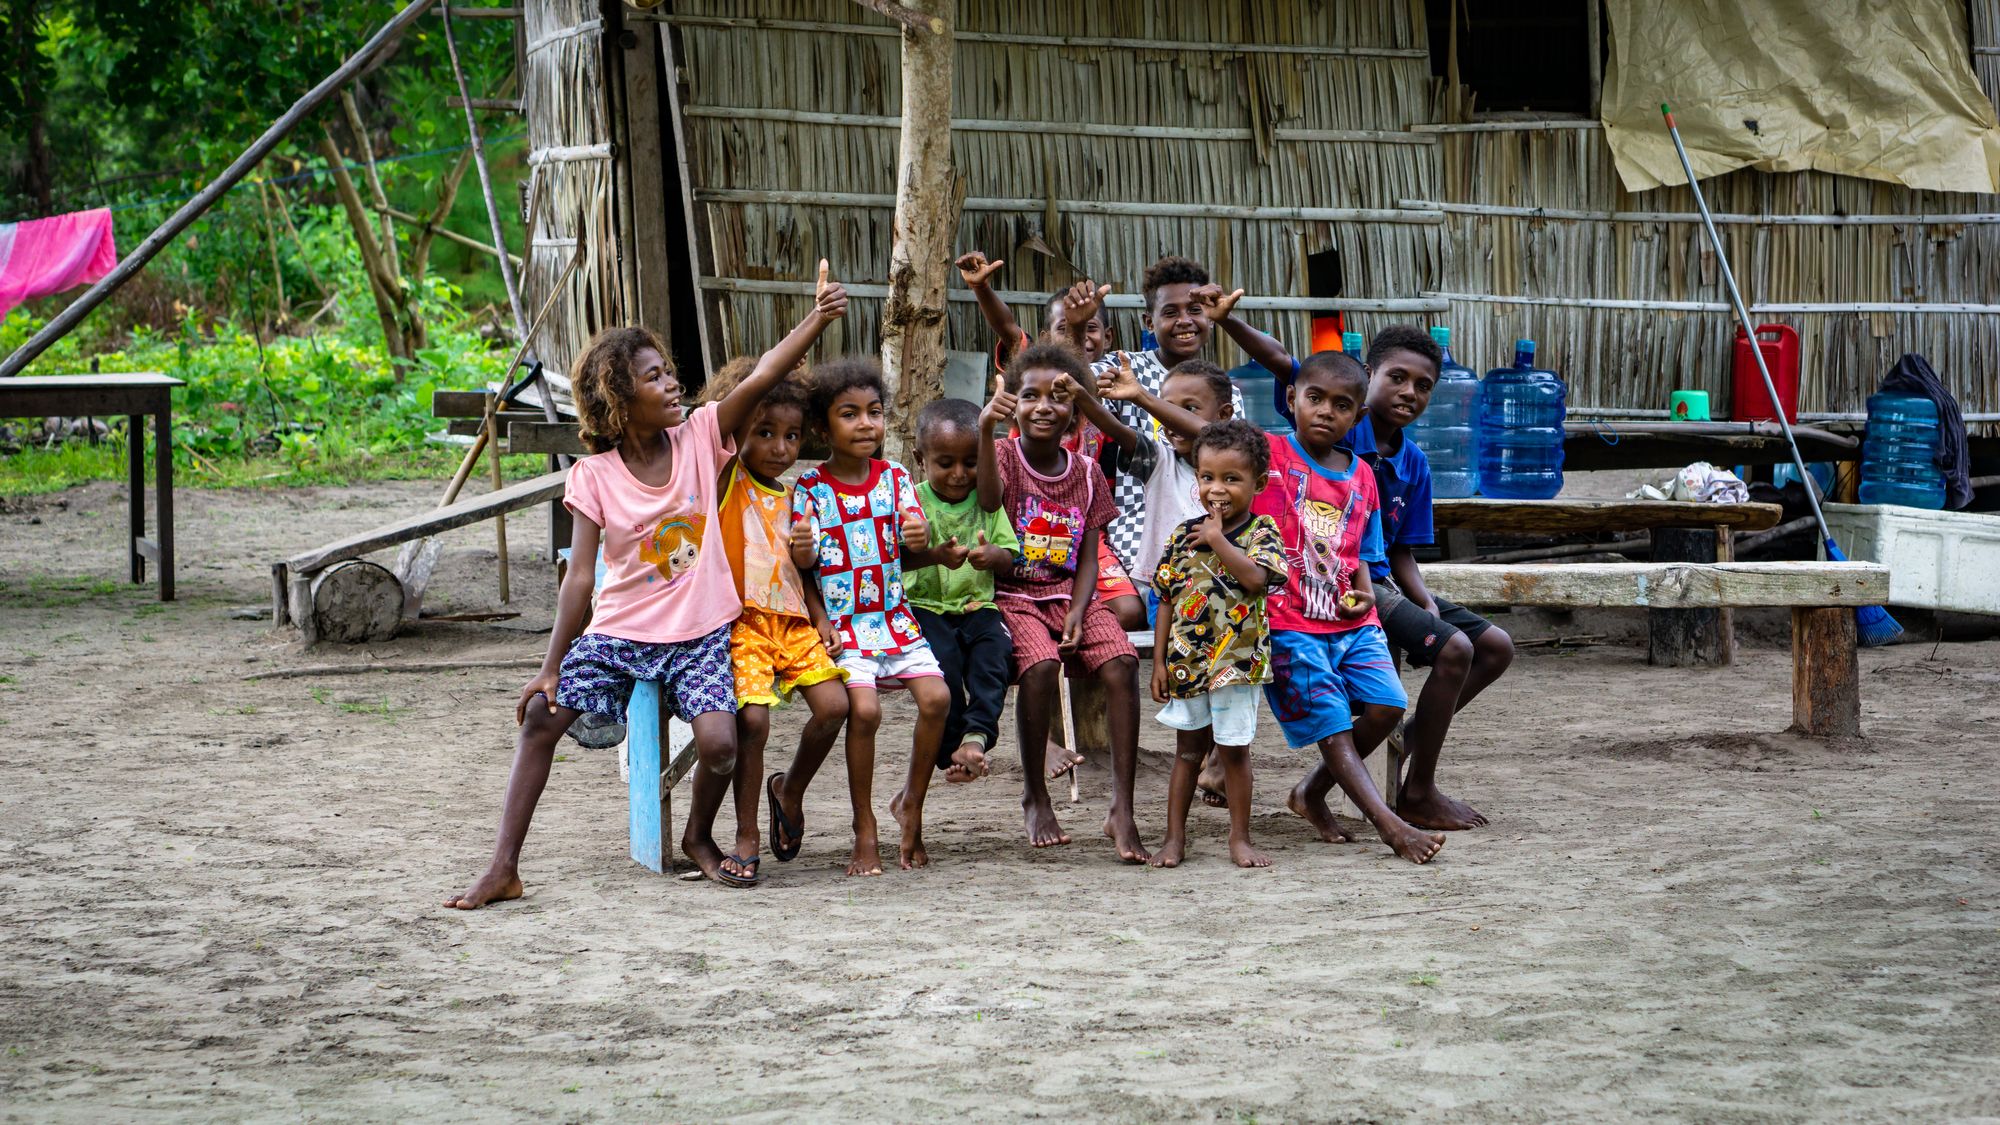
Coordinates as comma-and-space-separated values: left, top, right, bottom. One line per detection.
0, 0, 438, 379
486, 395, 511, 604
374, 203, 523, 267
442, 1, 529, 340
339, 88, 403, 287
254, 180, 289, 322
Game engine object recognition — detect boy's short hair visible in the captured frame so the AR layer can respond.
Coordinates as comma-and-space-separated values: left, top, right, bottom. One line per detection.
807, 357, 888, 429
1142, 255, 1210, 310
916, 396, 980, 447
1193, 417, 1271, 481
1295, 349, 1369, 397
1004, 340, 1088, 392
1365, 325, 1442, 377
1164, 358, 1234, 408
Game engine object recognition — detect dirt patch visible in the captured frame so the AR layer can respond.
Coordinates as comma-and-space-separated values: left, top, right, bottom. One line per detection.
1, 479, 1996, 1121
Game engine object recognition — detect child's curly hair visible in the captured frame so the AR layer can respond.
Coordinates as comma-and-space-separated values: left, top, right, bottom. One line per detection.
1193, 417, 1271, 481
806, 357, 888, 431
1003, 340, 1088, 393
697, 355, 812, 422
1142, 255, 1210, 311
1365, 324, 1443, 377
571, 326, 674, 454
1164, 358, 1235, 409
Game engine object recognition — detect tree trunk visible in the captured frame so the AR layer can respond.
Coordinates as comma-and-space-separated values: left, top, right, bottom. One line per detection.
317, 131, 416, 365
876, 0, 955, 463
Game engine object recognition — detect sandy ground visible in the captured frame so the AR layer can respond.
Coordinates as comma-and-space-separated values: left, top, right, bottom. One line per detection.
1, 478, 1997, 1123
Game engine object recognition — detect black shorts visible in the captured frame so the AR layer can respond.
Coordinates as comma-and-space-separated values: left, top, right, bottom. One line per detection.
1375, 576, 1492, 668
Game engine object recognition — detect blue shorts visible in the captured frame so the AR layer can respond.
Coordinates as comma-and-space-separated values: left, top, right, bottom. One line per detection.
1263, 626, 1407, 748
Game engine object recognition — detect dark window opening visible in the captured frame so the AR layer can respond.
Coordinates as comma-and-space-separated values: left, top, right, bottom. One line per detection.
1305, 247, 1344, 301
1427, 1, 1596, 117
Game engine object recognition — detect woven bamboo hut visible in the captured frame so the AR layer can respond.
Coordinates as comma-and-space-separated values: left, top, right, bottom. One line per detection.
521, 0, 2000, 422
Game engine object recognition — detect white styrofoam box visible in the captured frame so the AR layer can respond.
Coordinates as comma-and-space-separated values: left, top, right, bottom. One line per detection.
1822, 502, 2000, 615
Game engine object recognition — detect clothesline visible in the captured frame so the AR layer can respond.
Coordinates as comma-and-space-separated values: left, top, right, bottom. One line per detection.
2, 133, 526, 224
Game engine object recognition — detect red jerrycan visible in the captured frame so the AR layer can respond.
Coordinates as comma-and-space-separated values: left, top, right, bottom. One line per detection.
1731, 324, 1800, 423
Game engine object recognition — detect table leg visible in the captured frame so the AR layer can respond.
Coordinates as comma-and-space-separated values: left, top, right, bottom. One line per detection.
156, 409, 175, 602
129, 413, 145, 584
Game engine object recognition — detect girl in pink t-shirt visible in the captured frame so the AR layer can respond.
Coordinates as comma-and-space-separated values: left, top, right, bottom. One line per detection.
446, 273, 849, 906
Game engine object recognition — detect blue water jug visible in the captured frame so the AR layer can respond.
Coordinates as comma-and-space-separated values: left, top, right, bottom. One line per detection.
1411, 326, 1481, 498
1342, 331, 1365, 357
1477, 339, 1566, 500
1858, 391, 1945, 508
1230, 362, 1293, 435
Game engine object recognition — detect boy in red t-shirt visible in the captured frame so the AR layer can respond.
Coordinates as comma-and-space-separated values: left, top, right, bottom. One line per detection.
1255, 351, 1444, 865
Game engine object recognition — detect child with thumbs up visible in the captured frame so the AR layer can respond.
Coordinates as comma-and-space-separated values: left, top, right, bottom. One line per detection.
905, 396, 1021, 785
791, 352, 955, 875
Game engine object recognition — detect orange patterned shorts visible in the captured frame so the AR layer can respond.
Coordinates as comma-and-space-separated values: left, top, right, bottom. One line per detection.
731, 605, 845, 706
1094, 539, 1140, 603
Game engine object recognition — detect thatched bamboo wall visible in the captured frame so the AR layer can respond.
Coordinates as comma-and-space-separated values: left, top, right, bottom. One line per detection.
523, 0, 626, 386
666, 0, 1444, 372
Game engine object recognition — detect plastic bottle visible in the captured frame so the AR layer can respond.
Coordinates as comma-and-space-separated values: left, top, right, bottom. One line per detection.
1857, 391, 1946, 508
1229, 362, 1293, 435
1477, 339, 1566, 500
1411, 326, 1481, 498
1342, 331, 1364, 357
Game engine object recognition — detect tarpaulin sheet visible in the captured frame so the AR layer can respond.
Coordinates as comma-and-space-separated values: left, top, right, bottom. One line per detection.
1601, 0, 2000, 194
0, 208, 118, 319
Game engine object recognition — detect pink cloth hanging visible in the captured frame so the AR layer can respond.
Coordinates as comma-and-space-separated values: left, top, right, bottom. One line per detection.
0, 207, 119, 319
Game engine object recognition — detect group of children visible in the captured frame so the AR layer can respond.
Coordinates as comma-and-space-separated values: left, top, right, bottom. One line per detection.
445, 252, 1514, 908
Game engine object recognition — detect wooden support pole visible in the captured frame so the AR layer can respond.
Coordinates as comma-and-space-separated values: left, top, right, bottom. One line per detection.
0, 0, 437, 379
875, 0, 955, 462
1649, 527, 1725, 667
442, 1, 529, 339
486, 396, 510, 604
1791, 608, 1860, 737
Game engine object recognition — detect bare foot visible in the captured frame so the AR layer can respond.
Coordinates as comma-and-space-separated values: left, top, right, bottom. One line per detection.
1197, 756, 1227, 807
1102, 812, 1150, 864
443, 868, 523, 910
889, 791, 930, 870
1228, 837, 1272, 869
1286, 781, 1353, 843
1395, 784, 1489, 831
944, 743, 989, 784
1149, 834, 1187, 868
1378, 820, 1446, 865
1045, 738, 1084, 780
681, 832, 757, 886
1022, 793, 1071, 848
846, 819, 883, 877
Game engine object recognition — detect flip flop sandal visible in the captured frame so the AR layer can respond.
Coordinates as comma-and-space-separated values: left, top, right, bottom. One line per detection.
713, 854, 760, 888
766, 772, 803, 862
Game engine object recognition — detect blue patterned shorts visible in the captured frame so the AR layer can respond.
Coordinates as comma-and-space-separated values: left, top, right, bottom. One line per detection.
555, 625, 737, 724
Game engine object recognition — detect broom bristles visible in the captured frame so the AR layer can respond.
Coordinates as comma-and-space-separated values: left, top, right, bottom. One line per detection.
1824, 536, 1905, 646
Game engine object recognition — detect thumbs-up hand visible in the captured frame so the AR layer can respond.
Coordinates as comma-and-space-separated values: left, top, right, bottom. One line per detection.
933, 535, 969, 569
813, 259, 848, 321
968, 529, 1009, 572
978, 371, 1018, 432
955, 251, 1004, 287
1192, 283, 1244, 321
788, 512, 817, 569
900, 507, 930, 551
1062, 278, 1111, 330
1096, 351, 1142, 401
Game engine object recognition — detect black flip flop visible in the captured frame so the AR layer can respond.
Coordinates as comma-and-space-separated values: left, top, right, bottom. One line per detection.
767, 771, 802, 862
713, 853, 760, 887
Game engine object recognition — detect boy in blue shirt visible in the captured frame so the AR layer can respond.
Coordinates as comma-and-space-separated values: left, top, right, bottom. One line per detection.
1210, 314, 1514, 832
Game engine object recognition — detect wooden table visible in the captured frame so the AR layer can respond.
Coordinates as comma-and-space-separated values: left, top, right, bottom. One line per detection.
0, 373, 184, 600
1431, 497, 1787, 668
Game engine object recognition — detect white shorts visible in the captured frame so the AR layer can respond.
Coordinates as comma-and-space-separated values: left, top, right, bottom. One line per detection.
1156, 684, 1262, 747
838, 640, 945, 691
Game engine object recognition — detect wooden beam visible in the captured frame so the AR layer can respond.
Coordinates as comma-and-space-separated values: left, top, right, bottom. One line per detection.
619, 6, 676, 344
1792, 608, 1860, 736
1403, 197, 2000, 226
0, 0, 439, 379
645, 12, 1430, 58
1431, 499, 1783, 535
284, 468, 568, 575
696, 186, 1445, 224
506, 419, 586, 456
682, 104, 1436, 145
698, 276, 1446, 313
1422, 561, 1890, 610
876, 0, 954, 462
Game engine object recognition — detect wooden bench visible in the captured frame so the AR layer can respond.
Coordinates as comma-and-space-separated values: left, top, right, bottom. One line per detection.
0, 373, 184, 600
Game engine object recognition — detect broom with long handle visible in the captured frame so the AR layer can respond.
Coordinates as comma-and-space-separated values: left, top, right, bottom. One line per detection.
1660, 104, 1902, 645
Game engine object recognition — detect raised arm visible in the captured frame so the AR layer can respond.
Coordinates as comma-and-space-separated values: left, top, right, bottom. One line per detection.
1096, 351, 1208, 440
1196, 284, 1296, 377
715, 259, 848, 437
1058, 371, 1140, 454
1060, 277, 1111, 354
975, 372, 1017, 513
957, 251, 1027, 364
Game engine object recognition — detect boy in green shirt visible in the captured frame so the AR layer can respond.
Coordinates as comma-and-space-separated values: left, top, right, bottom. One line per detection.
906, 397, 1021, 783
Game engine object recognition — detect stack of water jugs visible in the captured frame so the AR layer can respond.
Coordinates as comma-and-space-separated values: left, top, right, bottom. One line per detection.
1406, 329, 1567, 500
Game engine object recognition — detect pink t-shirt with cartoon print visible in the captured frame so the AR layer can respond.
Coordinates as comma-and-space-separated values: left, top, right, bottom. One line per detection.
563, 406, 739, 644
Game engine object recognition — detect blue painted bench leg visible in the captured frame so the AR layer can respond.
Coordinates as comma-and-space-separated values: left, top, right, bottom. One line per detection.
626, 682, 704, 875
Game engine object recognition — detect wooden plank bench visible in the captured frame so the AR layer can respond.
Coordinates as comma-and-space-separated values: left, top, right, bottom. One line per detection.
271, 468, 569, 641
